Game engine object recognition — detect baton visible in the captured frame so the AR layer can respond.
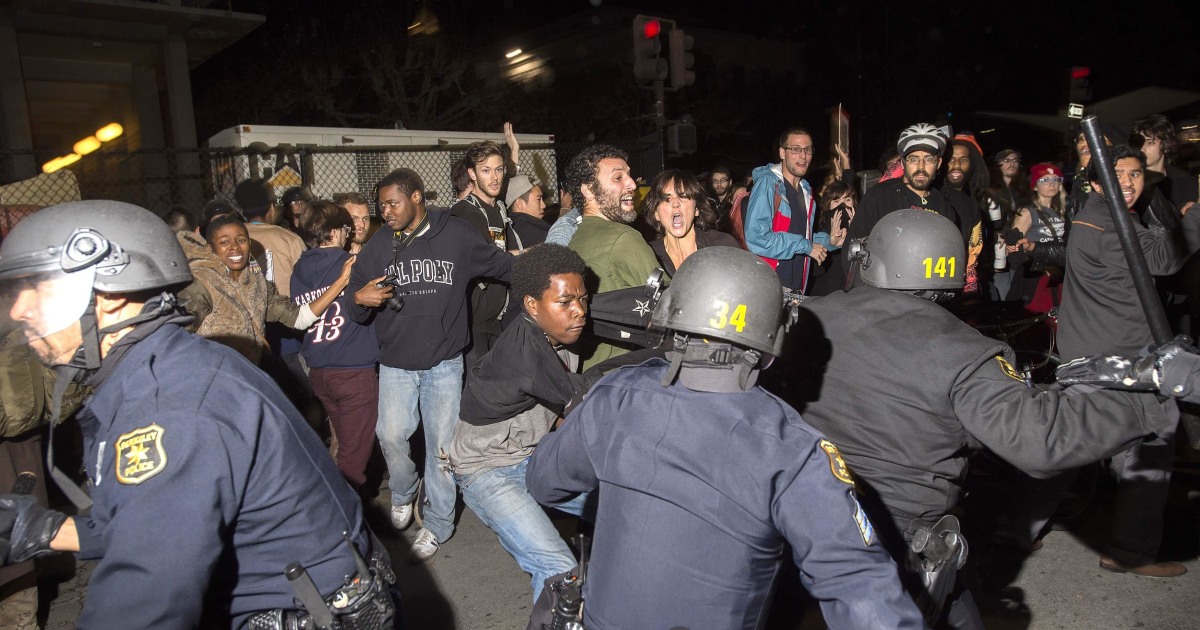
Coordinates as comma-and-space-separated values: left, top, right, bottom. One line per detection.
1080, 116, 1173, 345
285, 562, 335, 628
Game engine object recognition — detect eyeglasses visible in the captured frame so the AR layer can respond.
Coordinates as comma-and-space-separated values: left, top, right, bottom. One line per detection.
1000, 157, 1021, 165
783, 146, 814, 156
1036, 176, 1063, 185
904, 155, 938, 166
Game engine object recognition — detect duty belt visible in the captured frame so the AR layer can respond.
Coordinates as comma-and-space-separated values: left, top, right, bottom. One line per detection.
246, 546, 398, 630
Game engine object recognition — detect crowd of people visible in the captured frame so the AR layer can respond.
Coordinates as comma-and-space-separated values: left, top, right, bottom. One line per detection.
0, 112, 1198, 629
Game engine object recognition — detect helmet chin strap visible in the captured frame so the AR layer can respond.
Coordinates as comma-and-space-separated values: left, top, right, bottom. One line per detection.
46, 291, 185, 511
660, 333, 762, 392
907, 289, 957, 303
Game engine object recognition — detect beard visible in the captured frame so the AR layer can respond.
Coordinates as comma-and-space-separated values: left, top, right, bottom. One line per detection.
946, 169, 968, 190
905, 171, 934, 192
593, 184, 637, 223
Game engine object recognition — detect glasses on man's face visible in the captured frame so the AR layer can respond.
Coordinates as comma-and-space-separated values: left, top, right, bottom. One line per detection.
1037, 176, 1063, 185
1001, 157, 1021, 165
712, 177, 731, 185
783, 146, 814, 156
904, 155, 938, 166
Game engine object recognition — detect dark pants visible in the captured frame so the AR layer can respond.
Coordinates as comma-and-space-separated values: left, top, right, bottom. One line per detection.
311, 367, 379, 488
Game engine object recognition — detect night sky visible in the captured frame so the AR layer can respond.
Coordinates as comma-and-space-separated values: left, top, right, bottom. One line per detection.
196, 0, 1200, 174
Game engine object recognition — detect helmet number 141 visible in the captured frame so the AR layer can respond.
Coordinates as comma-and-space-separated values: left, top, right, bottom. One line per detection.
922, 257, 956, 279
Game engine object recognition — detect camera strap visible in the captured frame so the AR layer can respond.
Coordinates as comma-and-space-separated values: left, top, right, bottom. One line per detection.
390, 214, 430, 268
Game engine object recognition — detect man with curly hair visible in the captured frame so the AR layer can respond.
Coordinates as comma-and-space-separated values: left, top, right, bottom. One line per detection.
564, 144, 660, 369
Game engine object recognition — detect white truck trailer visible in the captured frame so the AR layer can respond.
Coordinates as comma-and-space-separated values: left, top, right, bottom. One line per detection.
204, 124, 558, 206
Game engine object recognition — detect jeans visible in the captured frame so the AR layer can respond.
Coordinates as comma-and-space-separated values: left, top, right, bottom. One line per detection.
377, 356, 463, 543
456, 457, 590, 601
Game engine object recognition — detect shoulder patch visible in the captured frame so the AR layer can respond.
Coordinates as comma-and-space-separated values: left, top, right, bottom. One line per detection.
852, 497, 877, 545
819, 439, 855, 486
115, 424, 167, 485
995, 356, 1024, 382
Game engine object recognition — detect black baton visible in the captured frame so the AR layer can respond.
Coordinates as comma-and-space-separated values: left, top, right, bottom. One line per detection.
285, 562, 335, 629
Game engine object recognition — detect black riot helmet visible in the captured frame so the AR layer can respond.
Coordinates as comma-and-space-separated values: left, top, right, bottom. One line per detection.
856, 208, 965, 292
651, 247, 786, 357
0, 200, 192, 359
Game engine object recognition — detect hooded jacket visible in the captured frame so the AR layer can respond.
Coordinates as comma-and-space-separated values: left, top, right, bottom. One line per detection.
175, 231, 310, 364
744, 163, 835, 292
291, 247, 378, 369
347, 209, 512, 371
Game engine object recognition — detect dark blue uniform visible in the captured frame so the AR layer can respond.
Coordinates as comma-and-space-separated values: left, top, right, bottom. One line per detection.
71, 323, 371, 628
525, 358, 924, 630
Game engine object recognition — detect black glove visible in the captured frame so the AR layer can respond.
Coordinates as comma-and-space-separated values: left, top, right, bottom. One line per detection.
1056, 336, 1196, 392
0, 495, 67, 564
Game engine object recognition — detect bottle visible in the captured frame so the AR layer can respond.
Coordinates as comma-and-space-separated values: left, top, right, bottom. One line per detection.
993, 238, 1007, 271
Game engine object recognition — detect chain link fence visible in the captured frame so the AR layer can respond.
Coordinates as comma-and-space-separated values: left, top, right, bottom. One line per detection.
0, 139, 662, 234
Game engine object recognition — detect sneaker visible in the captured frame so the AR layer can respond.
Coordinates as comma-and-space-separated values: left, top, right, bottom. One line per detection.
390, 503, 414, 531
410, 527, 440, 562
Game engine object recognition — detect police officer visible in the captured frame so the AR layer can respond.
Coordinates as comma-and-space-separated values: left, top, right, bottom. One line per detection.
525, 247, 925, 630
0, 201, 397, 628
790, 209, 1177, 629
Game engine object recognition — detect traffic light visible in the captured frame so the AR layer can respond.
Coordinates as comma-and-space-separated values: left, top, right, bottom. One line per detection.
1069, 66, 1092, 103
668, 28, 695, 89
632, 15, 668, 85
667, 122, 696, 156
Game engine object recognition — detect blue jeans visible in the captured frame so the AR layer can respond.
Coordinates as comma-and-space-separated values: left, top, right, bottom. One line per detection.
456, 457, 590, 601
377, 356, 463, 543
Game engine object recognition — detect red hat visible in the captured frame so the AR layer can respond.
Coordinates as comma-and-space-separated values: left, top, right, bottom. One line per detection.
1029, 163, 1062, 189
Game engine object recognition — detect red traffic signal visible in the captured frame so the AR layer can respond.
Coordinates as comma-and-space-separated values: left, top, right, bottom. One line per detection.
642, 19, 662, 39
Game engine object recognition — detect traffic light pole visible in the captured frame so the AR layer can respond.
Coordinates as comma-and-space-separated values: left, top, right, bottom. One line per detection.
654, 80, 666, 171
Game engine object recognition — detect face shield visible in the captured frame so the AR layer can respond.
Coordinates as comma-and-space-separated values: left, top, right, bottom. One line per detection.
0, 266, 97, 344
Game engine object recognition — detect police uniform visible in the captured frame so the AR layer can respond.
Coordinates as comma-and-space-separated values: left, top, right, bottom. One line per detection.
525, 358, 925, 630
796, 287, 1175, 534
791, 286, 1176, 626
71, 319, 374, 628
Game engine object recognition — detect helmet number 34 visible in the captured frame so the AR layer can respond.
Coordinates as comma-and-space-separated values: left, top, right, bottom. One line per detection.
710, 300, 748, 333
922, 256, 956, 279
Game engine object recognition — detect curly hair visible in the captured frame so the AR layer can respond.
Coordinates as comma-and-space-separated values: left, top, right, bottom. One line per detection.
640, 170, 718, 236
564, 144, 629, 204
511, 244, 588, 305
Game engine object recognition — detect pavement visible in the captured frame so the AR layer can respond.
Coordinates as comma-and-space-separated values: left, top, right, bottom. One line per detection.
37, 460, 1200, 629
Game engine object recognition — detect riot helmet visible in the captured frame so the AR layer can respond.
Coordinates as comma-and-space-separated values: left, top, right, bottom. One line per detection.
0, 200, 192, 361
652, 247, 786, 357
856, 208, 965, 292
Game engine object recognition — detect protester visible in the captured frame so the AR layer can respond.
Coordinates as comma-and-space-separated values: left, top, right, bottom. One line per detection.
292, 201, 379, 490
176, 215, 351, 364
449, 244, 591, 601
1005, 163, 1067, 311
641, 169, 740, 277
564, 144, 660, 370
744, 127, 843, 293
348, 167, 512, 561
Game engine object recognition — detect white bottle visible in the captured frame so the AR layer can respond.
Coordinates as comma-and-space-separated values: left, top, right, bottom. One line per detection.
993, 238, 1008, 271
